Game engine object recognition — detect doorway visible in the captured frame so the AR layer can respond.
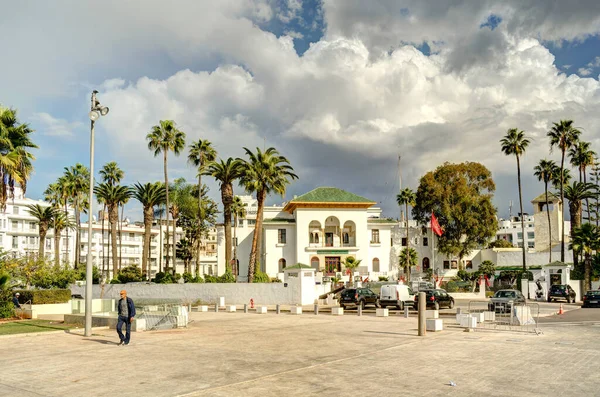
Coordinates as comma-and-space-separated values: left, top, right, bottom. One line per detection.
325, 256, 341, 273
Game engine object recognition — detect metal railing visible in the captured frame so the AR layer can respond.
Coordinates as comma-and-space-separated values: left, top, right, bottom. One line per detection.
462, 301, 541, 334
137, 304, 188, 331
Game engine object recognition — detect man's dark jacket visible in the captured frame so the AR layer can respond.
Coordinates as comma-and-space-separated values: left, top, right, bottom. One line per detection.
118, 297, 136, 318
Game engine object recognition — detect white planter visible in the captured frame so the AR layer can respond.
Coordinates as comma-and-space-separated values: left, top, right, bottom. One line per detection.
425, 310, 439, 319
460, 315, 477, 328
226, 305, 236, 313
474, 312, 485, 323
484, 311, 495, 321
426, 318, 443, 332
199, 305, 208, 312
376, 308, 389, 317
256, 306, 268, 314
290, 306, 302, 315
331, 307, 344, 316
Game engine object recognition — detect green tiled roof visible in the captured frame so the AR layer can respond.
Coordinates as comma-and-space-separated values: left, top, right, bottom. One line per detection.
290, 187, 375, 204
284, 263, 313, 270
263, 218, 296, 223
368, 218, 397, 224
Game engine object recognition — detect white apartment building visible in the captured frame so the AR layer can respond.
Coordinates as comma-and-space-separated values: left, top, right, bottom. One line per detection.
496, 214, 536, 248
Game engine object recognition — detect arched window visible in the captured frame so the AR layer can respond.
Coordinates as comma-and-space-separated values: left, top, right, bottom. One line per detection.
343, 232, 349, 244
311, 256, 319, 270
422, 257, 430, 270
315, 233, 319, 243
372, 258, 380, 272
278, 258, 286, 272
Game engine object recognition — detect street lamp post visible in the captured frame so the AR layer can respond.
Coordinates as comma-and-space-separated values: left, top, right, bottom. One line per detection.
85, 90, 109, 337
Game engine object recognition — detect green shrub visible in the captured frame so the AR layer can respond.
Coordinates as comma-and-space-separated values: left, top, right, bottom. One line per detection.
75, 266, 101, 284
253, 269, 270, 283
218, 271, 236, 283
117, 265, 143, 283
204, 275, 218, 283
154, 272, 177, 284
270, 277, 282, 283
109, 279, 120, 284
14, 289, 71, 304
378, 276, 389, 281
0, 302, 14, 318
446, 281, 459, 292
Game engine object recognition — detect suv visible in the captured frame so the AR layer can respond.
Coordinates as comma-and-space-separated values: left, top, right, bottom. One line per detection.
548, 284, 576, 303
340, 288, 380, 310
413, 289, 454, 310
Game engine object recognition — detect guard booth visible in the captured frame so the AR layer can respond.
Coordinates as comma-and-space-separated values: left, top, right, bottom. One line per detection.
529, 261, 572, 301
283, 264, 317, 305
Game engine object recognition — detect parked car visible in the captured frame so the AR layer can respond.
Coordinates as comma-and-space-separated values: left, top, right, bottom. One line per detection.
488, 289, 526, 313
340, 287, 380, 309
379, 284, 415, 310
548, 284, 576, 303
413, 289, 454, 310
582, 290, 600, 308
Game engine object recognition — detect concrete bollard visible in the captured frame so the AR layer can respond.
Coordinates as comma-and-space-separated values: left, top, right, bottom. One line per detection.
456, 307, 462, 315
244, 304, 248, 313
188, 303, 192, 313
214, 303, 219, 313
404, 306, 409, 318
357, 305, 362, 316
276, 304, 280, 314
314, 304, 319, 315
418, 292, 426, 336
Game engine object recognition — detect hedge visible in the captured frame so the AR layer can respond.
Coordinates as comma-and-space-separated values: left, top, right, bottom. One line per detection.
14, 289, 71, 304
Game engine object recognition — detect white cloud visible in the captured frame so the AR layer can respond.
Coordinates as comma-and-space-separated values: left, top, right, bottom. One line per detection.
31, 113, 84, 137
588, 56, 600, 68
578, 67, 593, 76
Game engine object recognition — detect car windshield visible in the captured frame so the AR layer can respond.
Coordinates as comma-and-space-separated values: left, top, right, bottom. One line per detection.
586, 291, 600, 297
495, 291, 516, 298
551, 285, 565, 291
341, 290, 356, 297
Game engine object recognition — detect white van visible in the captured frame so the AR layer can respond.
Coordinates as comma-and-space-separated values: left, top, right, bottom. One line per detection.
379, 284, 415, 310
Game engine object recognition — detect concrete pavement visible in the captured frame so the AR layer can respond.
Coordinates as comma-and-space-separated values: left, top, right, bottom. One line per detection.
1, 309, 598, 397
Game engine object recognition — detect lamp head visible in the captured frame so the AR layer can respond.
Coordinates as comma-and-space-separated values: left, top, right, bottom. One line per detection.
89, 110, 100, 121
100, 106, 109, 116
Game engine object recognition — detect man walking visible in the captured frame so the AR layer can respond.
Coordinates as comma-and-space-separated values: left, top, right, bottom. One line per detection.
116, 290, 136, 346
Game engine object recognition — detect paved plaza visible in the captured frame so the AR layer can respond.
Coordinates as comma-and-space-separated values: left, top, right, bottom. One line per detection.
1, 309, 599, 397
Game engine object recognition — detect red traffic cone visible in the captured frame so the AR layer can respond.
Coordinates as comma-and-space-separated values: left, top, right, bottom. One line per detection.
558, 303, 564, 315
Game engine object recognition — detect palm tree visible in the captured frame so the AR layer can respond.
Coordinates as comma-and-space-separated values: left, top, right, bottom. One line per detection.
534, 159, 559, 262
154, 205, 166, 273
131, 182, 166, 279
63, 163, 90, 267
188, 139, 217, 273
342, 256, 362, 285
398, 247, 418, 281
204, 158, 242, 274
25, 204, 55, 258
231, 196, 246, 278
569, 223, 599, 295
99, 162, 124, 273
396, 187, 416, 280
564, 181, 597, 273
94, 183, 131, 278
548, 120, 582, 262
238, 147, 298, 282
0, 107, 37, 210
147, 120, 186, 274
501, 128, 530, 273
568, 141, 596, 221
51, 211, 76, 265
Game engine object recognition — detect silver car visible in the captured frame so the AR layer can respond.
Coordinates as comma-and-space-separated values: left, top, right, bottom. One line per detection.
488, 289, 526, 313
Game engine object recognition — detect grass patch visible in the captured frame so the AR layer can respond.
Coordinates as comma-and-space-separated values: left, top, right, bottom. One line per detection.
0, 319, 76, 336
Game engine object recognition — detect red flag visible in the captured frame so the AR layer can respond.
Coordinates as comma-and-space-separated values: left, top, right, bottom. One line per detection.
431, 212, 443, 236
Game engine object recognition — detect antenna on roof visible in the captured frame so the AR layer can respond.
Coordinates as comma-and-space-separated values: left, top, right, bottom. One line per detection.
398, 154, 402, 221
509, 200, 513, 219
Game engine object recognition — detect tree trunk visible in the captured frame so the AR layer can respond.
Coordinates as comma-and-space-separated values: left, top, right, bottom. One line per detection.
164, 151, 170, 272
248, 189, 266, 282
517, 155, 527, 273
222, 183, 233, 273
159, 208, 163, 273
39, 224, 47, 258
102, 205, 106, 280
405, 203, 410, 282
109, 205, 119, 278
560, 151, 565, 262
233, 213, 238, 278
584, 253, 591, 295
172, 216, 178, 276
197, 172, 202, 277
74, 198, 81, 269
54, 229, 61, 265
545, 182, 552, 263
570, 201, 582, 273
64, 203, 69, 265
584, 168, 591, 223
142, 207, 152, 279
119, 205, 124, 271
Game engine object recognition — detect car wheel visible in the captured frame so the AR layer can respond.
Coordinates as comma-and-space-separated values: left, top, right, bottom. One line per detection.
434, 302, 440, 310
341, 305, 346, 310
547, 297, 552, 302
449, 300, 455, 309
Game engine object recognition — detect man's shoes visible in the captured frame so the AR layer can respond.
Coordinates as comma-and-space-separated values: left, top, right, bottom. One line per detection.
118, 340, 124, 346
124, 342, 129, 346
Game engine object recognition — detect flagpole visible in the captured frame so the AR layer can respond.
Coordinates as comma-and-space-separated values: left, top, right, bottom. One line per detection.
431, 222, 435, 287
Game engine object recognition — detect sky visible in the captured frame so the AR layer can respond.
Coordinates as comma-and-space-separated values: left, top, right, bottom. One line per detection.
2, 0, 600, 222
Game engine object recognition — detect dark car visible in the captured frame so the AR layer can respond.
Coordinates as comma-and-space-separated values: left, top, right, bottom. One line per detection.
413, 289, 454, 310
548, 284, 576, 303
582, 290, 600, 308
340, 288, 380, 310
488, 289, 526, 313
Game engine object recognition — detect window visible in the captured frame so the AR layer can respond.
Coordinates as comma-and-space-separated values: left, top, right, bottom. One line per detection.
248, 219, 256, 226
527, 232, 534, 240
423, 237, 428, 246
278, 229, 286, 244
466, 260, 473, 270
12, 206, 18, 215
451, 260, 458, 269
517, 232, 523, 239
401, 237, 407, 246
443, 260, 450, 269
372, 258, 380, 272
343, 232, 349, 244
11, 221, 18, 230
422, 257, 430, 270
528, 241, 534, 248
311, 257, 319, 270
29, 222, 36, 231
12, 236, 18, 249
46, 240, 51, 250
371, 229, 380, 244
278, 258, 286, 272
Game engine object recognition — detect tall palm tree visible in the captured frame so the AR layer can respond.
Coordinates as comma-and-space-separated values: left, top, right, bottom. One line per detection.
569, 223, 599, 295
238, 147, 298, 282
51, 211, 76, 265
147, 120, 186, 274
188, 139, 217, 273
501, 128, 530, 273
55, 176, 72, 262
0, 107, 37, 210
564, 181, 597, 272
548, 120, 582, 262
342, 256, 362, 285
398, 247, 418, 282
154, 205, 166, 273
568, 141, 596, 222
25, 204, 55, 258
63, 163, 90, 267
131, 182, 166, 279
204, 158, 243, 274
99, 162, 124, 274
94, 183, 131, 278
534, 159, 559, 262
231, 195, 246, 278
396, 187, 416, 280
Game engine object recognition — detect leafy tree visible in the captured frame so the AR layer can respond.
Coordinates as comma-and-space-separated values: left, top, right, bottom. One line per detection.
176, 238, 194, 272
588, 157, 600, 227
570, 223, 600, 294
25, 204, 55, 258
204, 158, 242, 275
342, 256, 362, 284
147, 120, 186, 273
413, 162, 498, 268
548, 119, 581, 262
396, 187, 416, 281
238, 147, 298, 282
398, 247, 417, 278
75, 265, 101, 284
117, 265, 142, 283
63, 163, 90, 267
488, 239, 514, 248
534, 159, 559, 262
478, 260, 496, 278
51, 211, 76, 265
501, 128, 530, 273
569, 141, 596, 225
565, 181, 597, 272
0, 272, 15, 318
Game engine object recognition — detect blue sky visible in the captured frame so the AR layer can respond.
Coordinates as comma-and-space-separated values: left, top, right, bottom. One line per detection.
2, 0, 600, 222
